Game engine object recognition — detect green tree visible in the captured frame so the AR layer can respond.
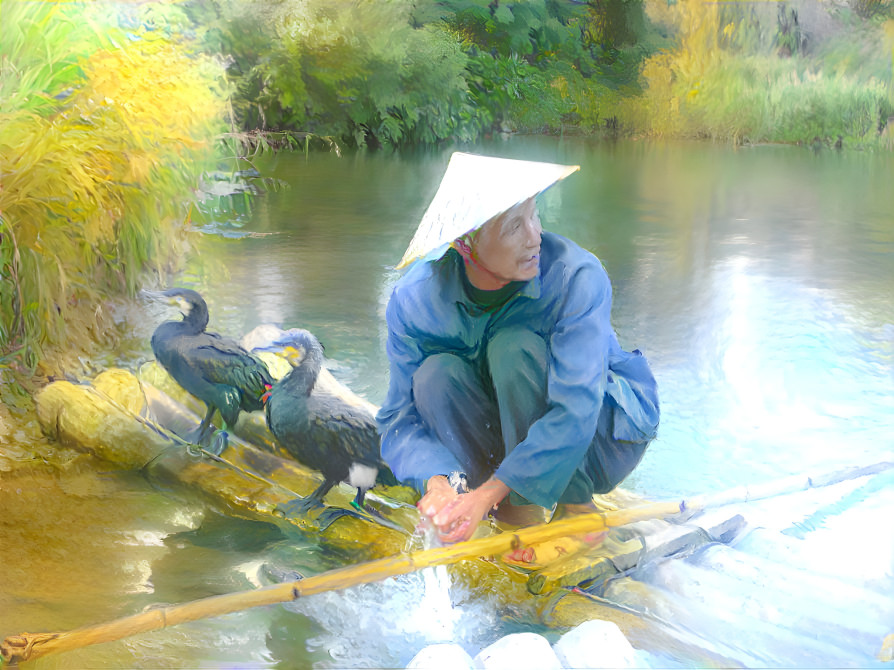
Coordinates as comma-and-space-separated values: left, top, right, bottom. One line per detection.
186, 0, 485, 147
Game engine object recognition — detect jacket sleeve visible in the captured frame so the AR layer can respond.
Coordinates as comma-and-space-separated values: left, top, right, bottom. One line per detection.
494, 261, 613, 508
375, 289, 464, 492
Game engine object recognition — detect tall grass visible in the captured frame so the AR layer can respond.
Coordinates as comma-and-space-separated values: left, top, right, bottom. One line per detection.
616, 0, 894, 146
0, 1, 227, 375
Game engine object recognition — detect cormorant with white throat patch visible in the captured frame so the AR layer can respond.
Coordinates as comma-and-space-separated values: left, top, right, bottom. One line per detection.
259, 328, 398, 513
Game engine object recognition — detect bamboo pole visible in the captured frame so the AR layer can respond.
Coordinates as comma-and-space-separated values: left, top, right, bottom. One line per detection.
0, 502, 680, 665
676, 459, 894, 518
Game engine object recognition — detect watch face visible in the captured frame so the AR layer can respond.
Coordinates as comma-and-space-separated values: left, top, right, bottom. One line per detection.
448, 471, 469, 494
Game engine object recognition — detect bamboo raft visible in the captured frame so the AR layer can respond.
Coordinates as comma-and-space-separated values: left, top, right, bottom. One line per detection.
5, 361, 891, 666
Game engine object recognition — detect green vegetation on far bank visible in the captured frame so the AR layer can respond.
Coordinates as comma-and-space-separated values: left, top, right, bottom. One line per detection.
187, 0, 893, 149
626, 0, 894, 146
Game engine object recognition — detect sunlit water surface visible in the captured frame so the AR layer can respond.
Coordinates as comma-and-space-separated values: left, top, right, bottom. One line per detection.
1, 137, 892, 668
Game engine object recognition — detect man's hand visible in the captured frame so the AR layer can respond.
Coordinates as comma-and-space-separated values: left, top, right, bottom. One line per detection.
418, 476, 509, 543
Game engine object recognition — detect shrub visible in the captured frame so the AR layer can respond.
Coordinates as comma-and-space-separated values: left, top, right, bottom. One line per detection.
1, 2, 227, 368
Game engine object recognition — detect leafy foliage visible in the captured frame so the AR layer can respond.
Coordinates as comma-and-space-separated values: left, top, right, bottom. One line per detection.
439, 0, 589, 60
184, 0, 487, 147
1, 1, 227, 368
417, 0, 625, 135
184, 0, 641, 145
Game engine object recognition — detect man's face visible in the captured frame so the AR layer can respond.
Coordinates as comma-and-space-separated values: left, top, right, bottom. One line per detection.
470, 197, 542, 286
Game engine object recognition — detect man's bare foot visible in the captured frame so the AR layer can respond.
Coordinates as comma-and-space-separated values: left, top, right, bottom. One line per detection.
502, 531, 607, 569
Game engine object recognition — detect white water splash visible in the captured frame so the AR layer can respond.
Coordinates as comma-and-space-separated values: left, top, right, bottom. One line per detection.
279, 518, 496, 667
403, 517, 462, 641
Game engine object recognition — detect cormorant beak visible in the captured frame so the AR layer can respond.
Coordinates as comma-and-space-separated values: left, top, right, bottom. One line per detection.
141, 289, 192, 315
253, 342, 305, 364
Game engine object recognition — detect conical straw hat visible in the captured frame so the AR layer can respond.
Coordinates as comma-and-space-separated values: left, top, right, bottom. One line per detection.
396, 152, 579, 269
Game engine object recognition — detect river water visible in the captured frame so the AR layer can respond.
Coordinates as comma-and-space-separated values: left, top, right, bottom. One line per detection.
1, 136, 892, 667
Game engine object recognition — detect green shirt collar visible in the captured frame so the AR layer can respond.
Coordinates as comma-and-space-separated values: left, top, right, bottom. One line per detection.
442, 249, 541, 310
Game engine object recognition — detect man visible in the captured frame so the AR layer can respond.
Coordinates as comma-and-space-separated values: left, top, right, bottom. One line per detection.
376, 153, 659, 544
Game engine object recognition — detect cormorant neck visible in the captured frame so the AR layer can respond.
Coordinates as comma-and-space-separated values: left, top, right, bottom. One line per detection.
183, 302, 209, 333
282, 343, 323, 396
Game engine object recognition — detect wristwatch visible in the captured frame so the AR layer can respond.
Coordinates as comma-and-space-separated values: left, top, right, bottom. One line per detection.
447, 471, 469, 494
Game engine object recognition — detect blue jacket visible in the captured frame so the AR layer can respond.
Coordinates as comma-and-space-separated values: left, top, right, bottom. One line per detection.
376, 232, 628, 507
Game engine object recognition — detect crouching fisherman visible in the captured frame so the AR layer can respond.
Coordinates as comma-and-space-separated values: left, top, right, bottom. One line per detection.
377, 153, 660, 544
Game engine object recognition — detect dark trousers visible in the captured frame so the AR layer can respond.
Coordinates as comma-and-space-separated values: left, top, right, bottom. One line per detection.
412, 327, 651, 505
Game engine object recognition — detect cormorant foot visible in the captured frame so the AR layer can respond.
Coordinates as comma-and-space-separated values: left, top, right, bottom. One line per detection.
208, 429, 229, 456
183, 424, 213, 448
277, 499, 367, 530
349, 500, 406, 533
350, 499, 381, 517
276, 496, 324, 519
315, 507, 358, 531
185, 443, 204, 458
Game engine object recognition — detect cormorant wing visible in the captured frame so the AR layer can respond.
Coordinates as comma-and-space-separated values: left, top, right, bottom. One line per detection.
187, 335, 272, 394
309, 411, 383, 469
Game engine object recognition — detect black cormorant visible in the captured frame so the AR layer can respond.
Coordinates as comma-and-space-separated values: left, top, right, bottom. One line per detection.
259, 328, 398, 513
147, 287, 274, 453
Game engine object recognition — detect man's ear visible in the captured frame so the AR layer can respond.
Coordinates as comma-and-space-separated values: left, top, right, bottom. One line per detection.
453, 236, 473, 261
